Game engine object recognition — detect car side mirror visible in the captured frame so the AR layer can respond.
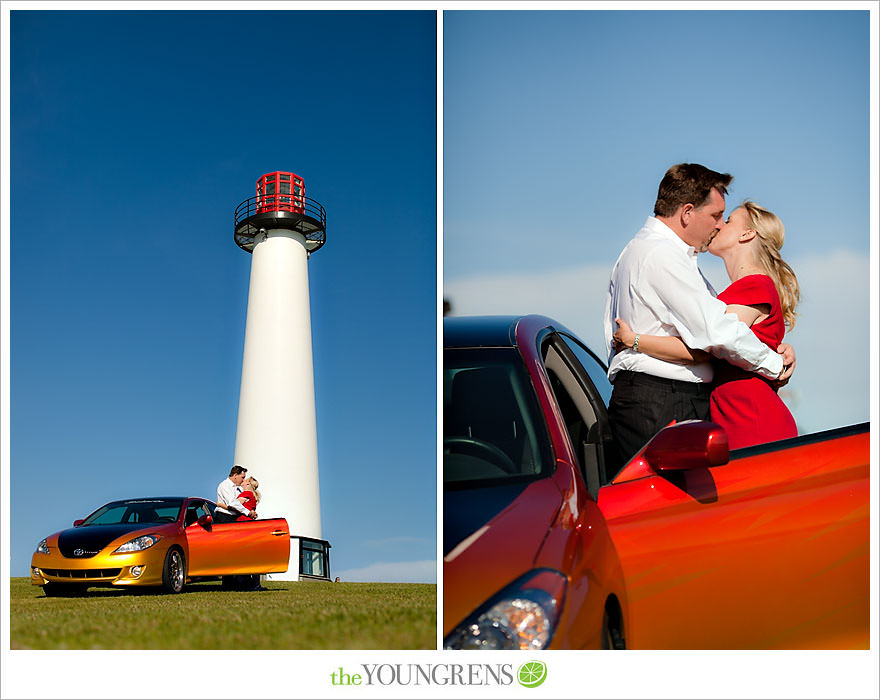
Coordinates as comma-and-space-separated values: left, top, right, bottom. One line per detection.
644, 420, 729, 471
73, 519, 85, 527
197, 514, 212, 527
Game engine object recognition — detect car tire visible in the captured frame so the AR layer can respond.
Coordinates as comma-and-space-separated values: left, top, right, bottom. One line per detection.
161, 547, 186, 594
42, 583, 87, 597
601, 611, 626, 650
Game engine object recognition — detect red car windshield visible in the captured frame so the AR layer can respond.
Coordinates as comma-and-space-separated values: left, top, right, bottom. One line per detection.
444, 347, 553, 485
81, 499, 184, 526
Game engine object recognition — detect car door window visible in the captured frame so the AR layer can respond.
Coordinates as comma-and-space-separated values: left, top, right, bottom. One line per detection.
185, 501, 207, 527
542, 342, 602, 500
559, 333, 613, 407
542, 333, 620, 486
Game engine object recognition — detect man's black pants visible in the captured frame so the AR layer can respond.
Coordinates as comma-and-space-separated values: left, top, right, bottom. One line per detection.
213, 511, 239, 524
608, 370, 712, 464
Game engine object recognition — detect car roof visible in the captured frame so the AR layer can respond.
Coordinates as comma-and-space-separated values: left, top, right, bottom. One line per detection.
444, 314, 570, 349
443, 315, 524, 348
103, 497, 191, 506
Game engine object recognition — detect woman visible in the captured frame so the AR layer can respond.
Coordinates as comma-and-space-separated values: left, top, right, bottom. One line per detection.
612, 200, 799, 449
235, 476, 261, 521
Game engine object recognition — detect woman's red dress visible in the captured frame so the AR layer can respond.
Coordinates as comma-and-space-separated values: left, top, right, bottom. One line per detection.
235, 490, 257, 521
710, 274, 797, 449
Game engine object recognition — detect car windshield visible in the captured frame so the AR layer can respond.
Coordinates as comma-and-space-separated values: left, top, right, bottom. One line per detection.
444, 347, 553, 485
80, 499, 184, 526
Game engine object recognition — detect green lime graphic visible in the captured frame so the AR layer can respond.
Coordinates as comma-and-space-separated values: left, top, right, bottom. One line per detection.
517, 660, 547, 688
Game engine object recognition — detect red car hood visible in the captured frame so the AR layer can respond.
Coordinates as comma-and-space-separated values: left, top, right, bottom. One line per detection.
443, 476, 563, 635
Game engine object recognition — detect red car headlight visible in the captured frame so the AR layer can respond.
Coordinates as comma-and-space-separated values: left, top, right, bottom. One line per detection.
444, 568, 567, 650
113, 534, 161, 553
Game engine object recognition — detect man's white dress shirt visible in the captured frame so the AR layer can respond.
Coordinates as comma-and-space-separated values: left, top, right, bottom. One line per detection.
603, 216, 784, 383
216, 478, 248, 517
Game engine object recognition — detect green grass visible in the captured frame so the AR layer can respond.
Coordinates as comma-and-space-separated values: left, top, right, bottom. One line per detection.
10, 577, 436, 649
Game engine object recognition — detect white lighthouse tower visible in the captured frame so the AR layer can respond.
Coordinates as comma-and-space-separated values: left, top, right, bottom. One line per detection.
232, 171, 330, 581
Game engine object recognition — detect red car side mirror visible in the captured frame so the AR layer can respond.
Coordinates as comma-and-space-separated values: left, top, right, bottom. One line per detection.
73, 519, 85, 527
644, 420, 729, 471
198, 514, 213, 527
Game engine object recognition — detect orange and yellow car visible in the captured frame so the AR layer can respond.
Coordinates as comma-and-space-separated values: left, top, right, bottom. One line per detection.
30, 497, 289, 595
444, 315, 869, 649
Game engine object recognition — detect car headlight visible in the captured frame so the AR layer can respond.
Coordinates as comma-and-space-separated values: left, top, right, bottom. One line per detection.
113, 534, 161, 553
444, 568, 567, 650
36, 539, 49, 554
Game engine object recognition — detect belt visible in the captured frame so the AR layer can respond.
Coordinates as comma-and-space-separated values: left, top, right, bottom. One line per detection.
613, 369, 711, 395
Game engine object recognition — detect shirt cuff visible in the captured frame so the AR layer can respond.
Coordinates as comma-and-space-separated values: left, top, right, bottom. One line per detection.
756, 350, 784, 379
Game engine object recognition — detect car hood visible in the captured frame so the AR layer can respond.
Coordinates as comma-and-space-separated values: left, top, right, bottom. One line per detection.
443, 476, 564, 634
56, 523, 166, 558
444, 480, 534, 556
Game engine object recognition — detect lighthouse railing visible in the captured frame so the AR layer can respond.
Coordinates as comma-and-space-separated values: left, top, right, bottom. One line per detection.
234, 195, 327, 229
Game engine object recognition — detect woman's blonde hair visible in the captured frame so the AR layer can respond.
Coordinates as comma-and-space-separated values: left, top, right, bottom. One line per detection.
742, 200, 800, 330
244, 476, 261, 504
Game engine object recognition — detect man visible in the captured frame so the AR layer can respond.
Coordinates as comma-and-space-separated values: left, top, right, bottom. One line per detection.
604, 163, 795, 463
214, 465, 257, 523
214, 465, 264, 591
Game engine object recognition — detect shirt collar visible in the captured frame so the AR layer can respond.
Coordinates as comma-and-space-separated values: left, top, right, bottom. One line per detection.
643, 216, 698, 258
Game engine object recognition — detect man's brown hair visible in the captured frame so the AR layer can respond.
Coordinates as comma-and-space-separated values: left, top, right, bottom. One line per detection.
653, 163, 733, 217
229, 465, 247, 477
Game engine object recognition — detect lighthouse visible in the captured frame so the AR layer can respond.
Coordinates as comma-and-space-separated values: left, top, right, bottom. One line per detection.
232, 171, 330, 581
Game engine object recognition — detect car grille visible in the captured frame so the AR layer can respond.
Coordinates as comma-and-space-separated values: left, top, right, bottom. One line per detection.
40, 568, 122, 580
58, 548, 101, 558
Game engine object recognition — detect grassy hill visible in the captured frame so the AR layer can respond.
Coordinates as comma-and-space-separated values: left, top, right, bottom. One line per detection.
9, 577, 436, 649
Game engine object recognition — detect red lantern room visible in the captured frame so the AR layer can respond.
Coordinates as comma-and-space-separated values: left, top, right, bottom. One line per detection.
233, 170, 326, 254
256, 171, 305, 214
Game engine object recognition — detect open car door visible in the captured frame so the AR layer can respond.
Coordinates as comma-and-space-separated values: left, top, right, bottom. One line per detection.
596, 421, 869, 649
184, 502, 290, 577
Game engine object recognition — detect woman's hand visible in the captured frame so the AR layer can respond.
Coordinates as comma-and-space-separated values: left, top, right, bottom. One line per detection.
775, 342, 796, 385
217, 500, 228, 509
613, 317, 637, 351
612, 319, 708, 365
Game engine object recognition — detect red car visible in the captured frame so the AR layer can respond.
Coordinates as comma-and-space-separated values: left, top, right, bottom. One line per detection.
31, 497, 290, 595
443, 315, 869, 649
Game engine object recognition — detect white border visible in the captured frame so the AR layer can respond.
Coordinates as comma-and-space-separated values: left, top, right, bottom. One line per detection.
2, 3, 878, 700
436, 8, 445, 653
1, 0, 12, 678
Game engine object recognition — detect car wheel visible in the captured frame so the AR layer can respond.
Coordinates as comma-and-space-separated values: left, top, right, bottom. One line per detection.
601, 611, 626, 650
162, 547, 186, 594
43, 583, 87, 597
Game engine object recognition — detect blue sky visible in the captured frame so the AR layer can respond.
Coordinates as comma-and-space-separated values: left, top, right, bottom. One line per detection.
6, 10, 437, 582
444, 9, 872, 436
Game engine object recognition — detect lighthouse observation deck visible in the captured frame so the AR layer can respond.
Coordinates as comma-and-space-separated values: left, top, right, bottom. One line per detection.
234, 194, 327, 253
